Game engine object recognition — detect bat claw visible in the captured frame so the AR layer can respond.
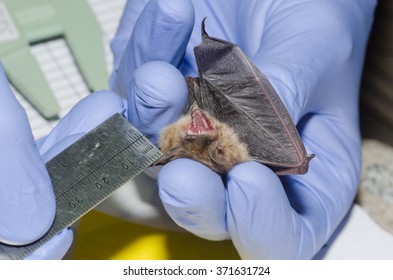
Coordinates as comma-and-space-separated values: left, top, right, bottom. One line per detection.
201, 17, 209, 37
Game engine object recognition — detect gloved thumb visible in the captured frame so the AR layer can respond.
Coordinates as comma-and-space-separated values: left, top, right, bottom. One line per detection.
0, 64, 55, 245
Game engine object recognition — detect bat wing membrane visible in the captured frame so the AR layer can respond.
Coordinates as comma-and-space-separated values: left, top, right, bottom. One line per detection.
187, 19, 314, 175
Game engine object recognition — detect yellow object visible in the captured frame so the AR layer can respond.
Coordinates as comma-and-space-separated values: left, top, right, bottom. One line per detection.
72, 210, 240, 260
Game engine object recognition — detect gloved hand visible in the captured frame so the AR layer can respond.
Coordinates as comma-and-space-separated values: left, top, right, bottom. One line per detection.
0, 0, 193, 258
0, 0, 192, 258
110, 0, 376, 259
0, 63, 127, 259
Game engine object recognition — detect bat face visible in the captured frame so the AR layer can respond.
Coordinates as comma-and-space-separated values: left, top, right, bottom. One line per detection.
158, 108, 250, 173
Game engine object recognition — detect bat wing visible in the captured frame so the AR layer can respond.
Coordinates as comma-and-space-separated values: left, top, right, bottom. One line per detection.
188, 19, 314, 175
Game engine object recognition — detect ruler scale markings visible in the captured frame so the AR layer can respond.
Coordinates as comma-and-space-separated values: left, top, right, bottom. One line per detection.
55, 136, 143, 201
0, 114, 162, 259
54, 131, 144, 200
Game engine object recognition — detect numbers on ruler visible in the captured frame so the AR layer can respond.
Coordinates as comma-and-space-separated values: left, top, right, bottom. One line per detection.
69, 196, 83, 208
95, 176, 109, 189
120, 159, 135, 170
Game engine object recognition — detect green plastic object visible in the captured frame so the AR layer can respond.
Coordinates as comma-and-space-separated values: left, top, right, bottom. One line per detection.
0, 0, 108, 119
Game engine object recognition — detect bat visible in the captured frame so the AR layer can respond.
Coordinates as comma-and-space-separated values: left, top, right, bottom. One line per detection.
159, 106, 251, 174
157, 19, 314, 175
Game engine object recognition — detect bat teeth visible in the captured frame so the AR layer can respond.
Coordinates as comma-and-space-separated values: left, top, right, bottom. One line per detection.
185, 129, 205, 136
201, 118, 209, 129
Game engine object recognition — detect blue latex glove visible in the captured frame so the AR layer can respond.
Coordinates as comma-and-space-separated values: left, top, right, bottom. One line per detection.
110, 0, 376, 259
0, 63, 70, 259
0, 1, 190, 258
0, 63, 128, 259
0, 0, 191, 258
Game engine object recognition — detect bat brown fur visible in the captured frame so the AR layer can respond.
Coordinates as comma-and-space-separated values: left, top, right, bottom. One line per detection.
158, 108, 250, 173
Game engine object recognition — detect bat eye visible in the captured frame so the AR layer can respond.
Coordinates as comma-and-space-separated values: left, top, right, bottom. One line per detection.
215, 147, 226, 159
209, 145, 225, 162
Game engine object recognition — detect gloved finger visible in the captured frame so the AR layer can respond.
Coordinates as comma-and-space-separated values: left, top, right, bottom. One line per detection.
158, 159, 229, 240
110, 0, 194, 97
158, 159, 315, 258
127, 61, 188, 145
250, 0, 375, 123
0, 64, 55, 245
37, 91, 125, 159
110, 0, 149, 66
225, 162, 312, 259
25, 229, 73, 260
227, 112, 361, 259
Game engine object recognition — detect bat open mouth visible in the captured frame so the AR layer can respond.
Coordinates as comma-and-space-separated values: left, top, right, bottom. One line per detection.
185, 109, 215, 137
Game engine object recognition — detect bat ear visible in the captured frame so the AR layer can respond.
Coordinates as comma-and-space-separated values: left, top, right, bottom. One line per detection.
208, 144, 232, 174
